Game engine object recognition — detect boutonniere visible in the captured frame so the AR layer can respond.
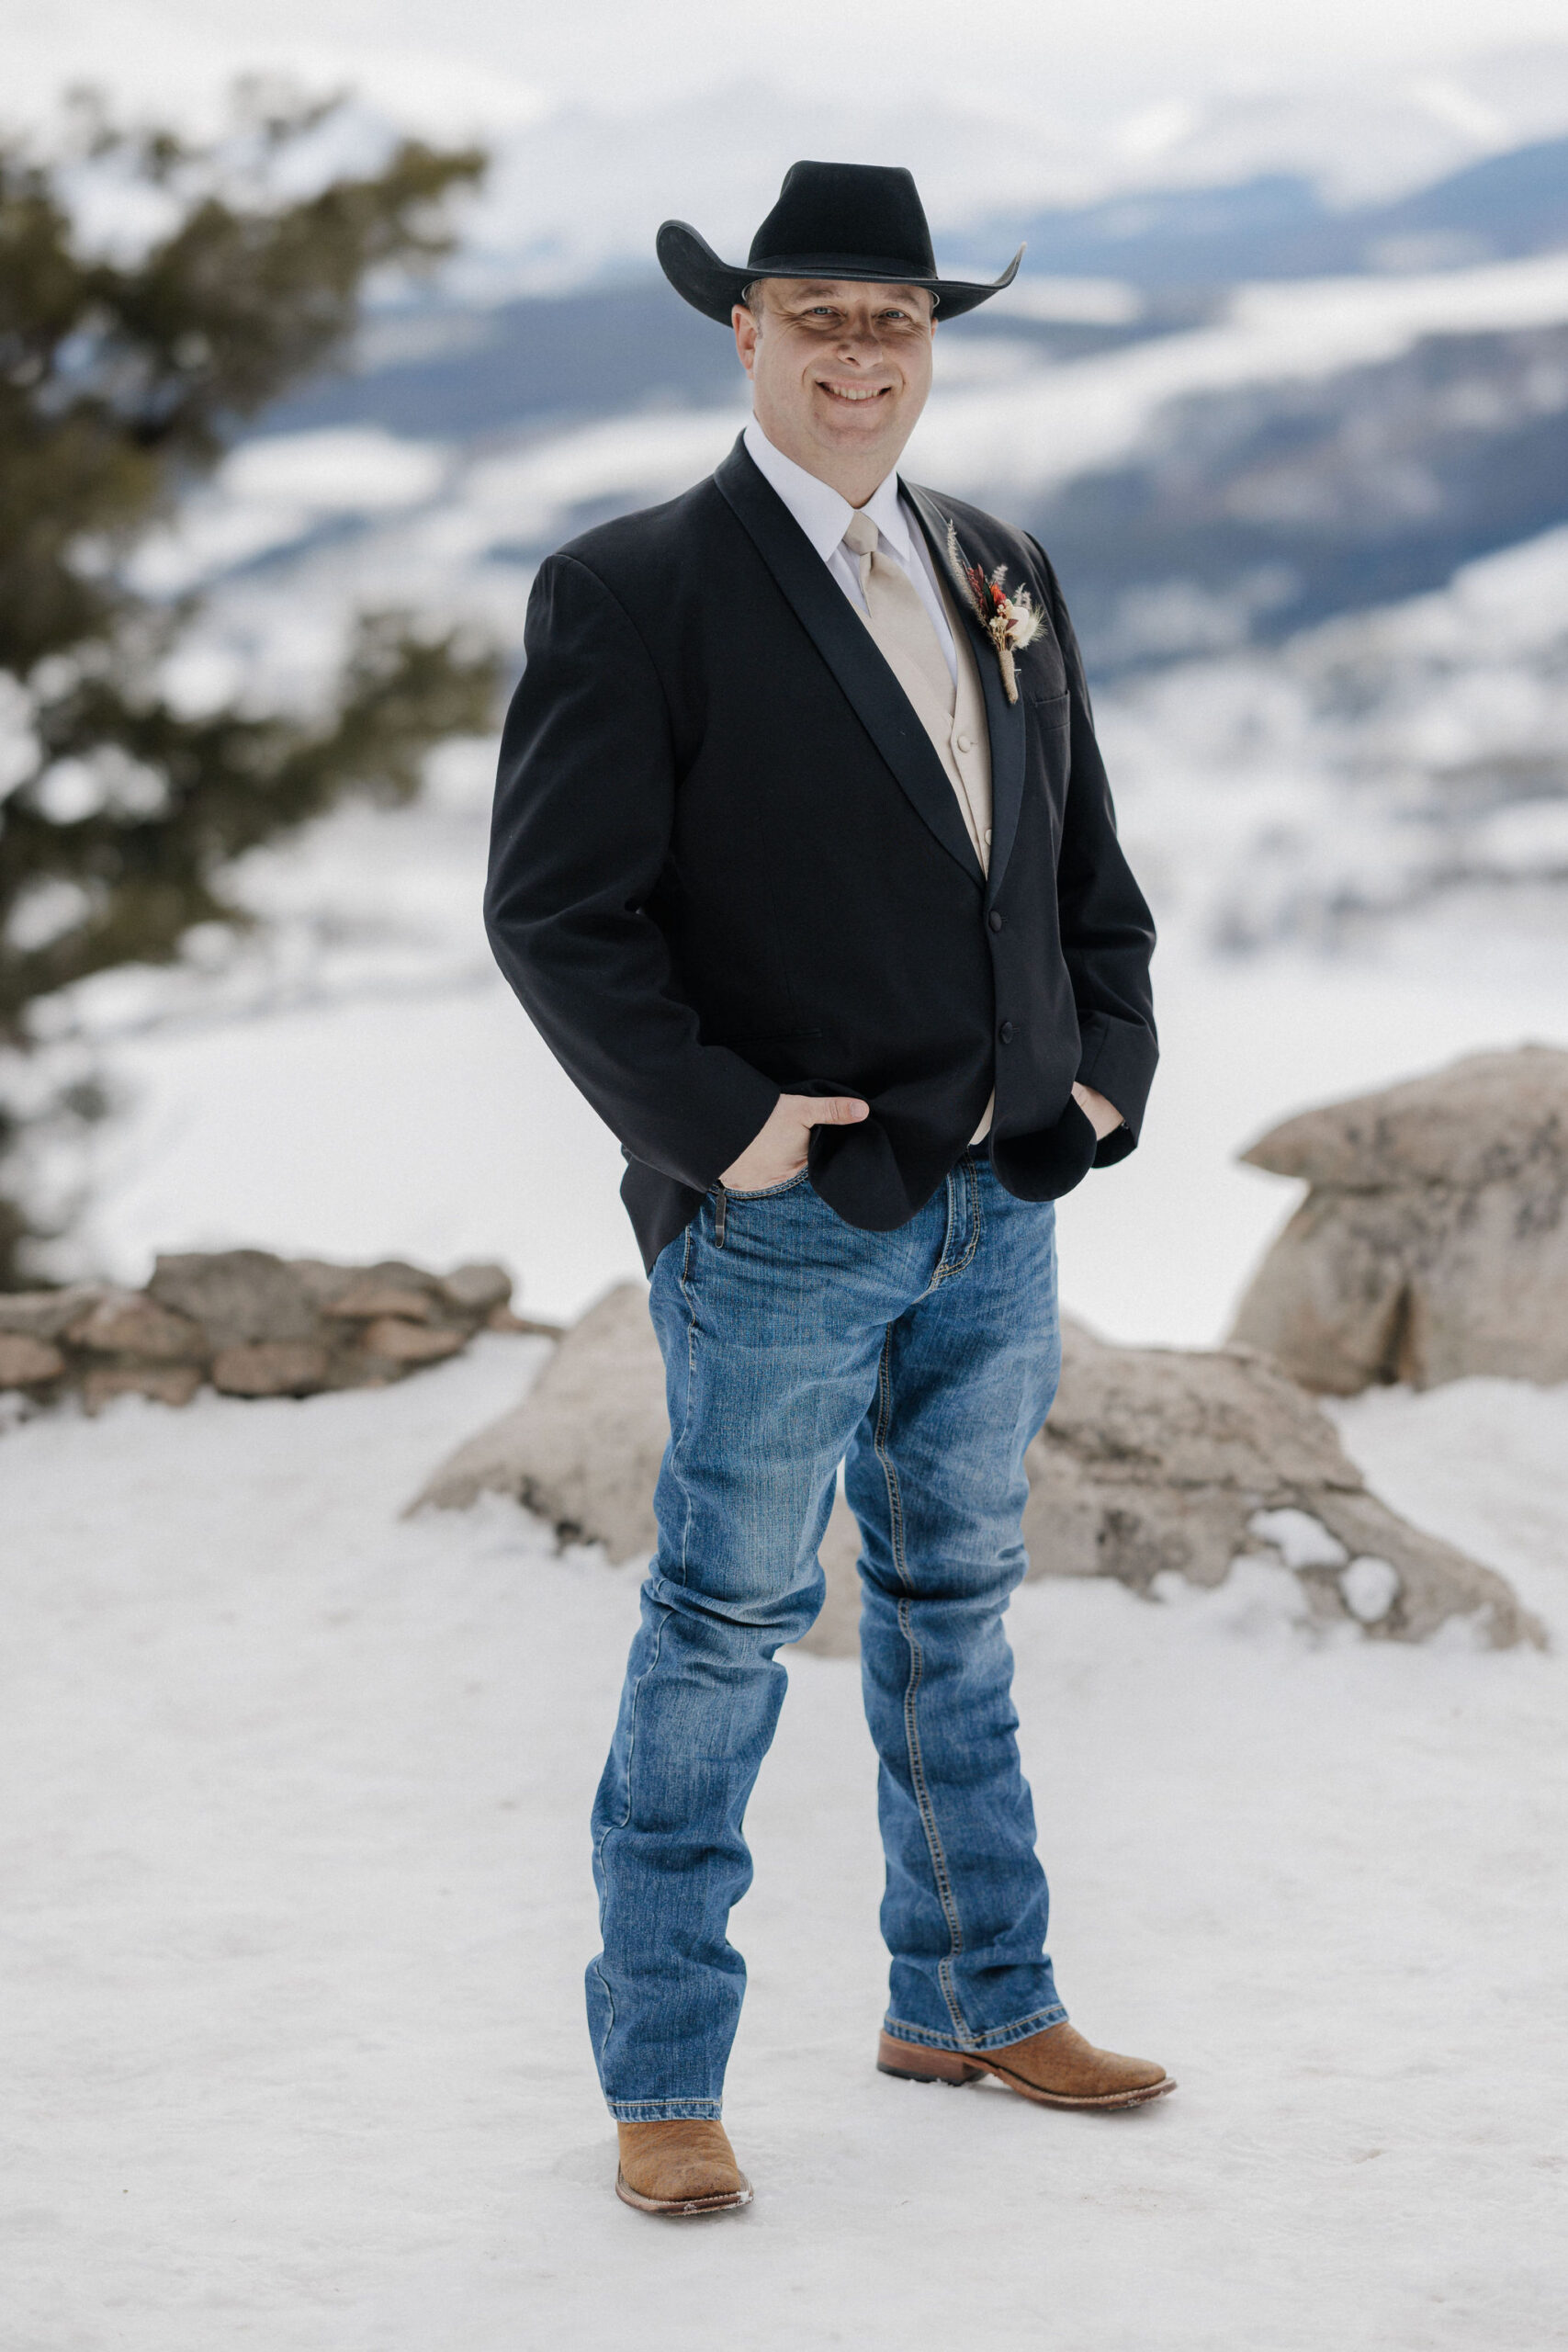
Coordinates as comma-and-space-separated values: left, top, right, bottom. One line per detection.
944, 521, 1045, 705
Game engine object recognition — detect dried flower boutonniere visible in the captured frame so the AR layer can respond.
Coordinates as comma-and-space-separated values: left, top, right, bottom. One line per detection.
944, 520, 1045, 705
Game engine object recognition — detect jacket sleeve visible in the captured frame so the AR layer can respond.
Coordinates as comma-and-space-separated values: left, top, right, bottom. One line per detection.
1030, 537, 1158, 1165
484, 552, 781, 1188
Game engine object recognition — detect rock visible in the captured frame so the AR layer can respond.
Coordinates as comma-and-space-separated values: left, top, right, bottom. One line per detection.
357, 1317, 467, 1366
0, 1332, 66, 1387
413, 1284, 1540, 1653
65, 1291, 209, 1363
806, 1496, 867, 1658
295, 1257, 441, 1311
286, 1258, 370, 1311
439, 1262, 513, 1315
82, 1363, 203, 1412
1019, 1319, 1540, 1646
210, 1341, 331, 1396
149, 1250, 317, 1349
488, 1304, 565, 1336
321, 1282, 436, 1324
411, 1279, 863, 1656
0, 1247, 520, 1424
409, 1282, 663, 1556
1228, 1046, 1568, 1391
0, 1286, 107, 1340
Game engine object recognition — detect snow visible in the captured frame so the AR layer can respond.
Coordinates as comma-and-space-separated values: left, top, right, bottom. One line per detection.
132, 431, 453, 602
907, 249, 1568, 496
1099, 524, 1568, 952
4, 1330, 1566, 2348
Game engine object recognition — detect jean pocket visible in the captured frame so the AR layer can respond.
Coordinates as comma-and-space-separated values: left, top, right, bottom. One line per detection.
718, 1167, 813, 1201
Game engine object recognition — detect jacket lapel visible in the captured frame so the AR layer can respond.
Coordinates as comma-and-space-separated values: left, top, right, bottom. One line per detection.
902, 482, 1027, 913
715, 438, 986, 892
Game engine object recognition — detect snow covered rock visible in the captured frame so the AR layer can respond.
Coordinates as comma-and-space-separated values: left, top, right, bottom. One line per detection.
1229, 1046, 1568, 1393
1021, 1318, 1540, 1646
408, 1281, 667, 1560
412, 1283, 1540, 1653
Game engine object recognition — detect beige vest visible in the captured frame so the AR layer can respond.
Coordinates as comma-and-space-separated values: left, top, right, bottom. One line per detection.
856, 569, 995, 1145
900, 585, 991, 861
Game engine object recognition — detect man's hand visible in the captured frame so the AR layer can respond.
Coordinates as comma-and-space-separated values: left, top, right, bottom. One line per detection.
720, 1091, 869, 1190
1072, 1080, 1123, 1141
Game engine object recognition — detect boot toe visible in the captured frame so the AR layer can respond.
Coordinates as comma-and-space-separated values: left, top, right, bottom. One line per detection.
615, 2120, 752, 2213
978, 2022, 1177, 2109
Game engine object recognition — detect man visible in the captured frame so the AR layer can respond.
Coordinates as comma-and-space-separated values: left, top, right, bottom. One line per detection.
485, 162, 1170, 2219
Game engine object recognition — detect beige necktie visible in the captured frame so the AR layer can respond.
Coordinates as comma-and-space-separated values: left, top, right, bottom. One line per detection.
842, 510, 995, 1147
842, 509, 955, 720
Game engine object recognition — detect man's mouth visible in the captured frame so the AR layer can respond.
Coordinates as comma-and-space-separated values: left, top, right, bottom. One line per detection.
818, 381, 890, 403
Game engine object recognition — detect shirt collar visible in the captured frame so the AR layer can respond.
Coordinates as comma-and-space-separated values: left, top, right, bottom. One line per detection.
742, 416, 915, 568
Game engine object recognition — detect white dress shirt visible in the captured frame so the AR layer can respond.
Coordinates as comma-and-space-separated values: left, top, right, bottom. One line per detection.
742, 418, 958, 685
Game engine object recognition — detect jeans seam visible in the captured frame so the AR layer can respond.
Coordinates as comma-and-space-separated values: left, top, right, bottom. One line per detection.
957, 1156, 982, 1272
929, 1159, 981, 1288
942, 1156, 982, 1280
873, 1328, 909, 1589
883, 2003, 1069, 2055
673, 1218, 702, 1589
607, 2097, 725, 2120
590, 1600, 671, 2085
876, 1323, 971, 2045
592, 1231, 702, 2091
897, 1596, 971, 2042
931, 1166, 960, 1290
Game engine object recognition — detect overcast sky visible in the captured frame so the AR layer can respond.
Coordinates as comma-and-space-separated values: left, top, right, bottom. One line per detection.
12, 0, 1568, 130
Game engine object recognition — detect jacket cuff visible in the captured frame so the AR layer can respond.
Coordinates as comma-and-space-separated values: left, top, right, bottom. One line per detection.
1075, 1009, 1157, 1153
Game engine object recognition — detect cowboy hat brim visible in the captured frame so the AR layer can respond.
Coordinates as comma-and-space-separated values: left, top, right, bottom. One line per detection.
656, 220, 1024, 325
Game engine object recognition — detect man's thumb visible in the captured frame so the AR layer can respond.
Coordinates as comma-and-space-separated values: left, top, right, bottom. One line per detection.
804, 1096, 870, 1126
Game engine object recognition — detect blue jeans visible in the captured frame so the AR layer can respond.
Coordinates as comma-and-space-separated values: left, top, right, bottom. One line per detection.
586, 1148, 1066, 2120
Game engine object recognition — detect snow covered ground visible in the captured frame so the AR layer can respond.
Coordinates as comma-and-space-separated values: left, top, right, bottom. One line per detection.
5, 1330, 1566, 2349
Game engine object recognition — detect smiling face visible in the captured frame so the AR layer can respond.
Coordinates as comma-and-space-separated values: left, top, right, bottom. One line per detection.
733, 277, 936, 506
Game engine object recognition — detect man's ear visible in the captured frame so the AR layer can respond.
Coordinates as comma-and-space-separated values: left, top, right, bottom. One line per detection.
733, 304, 759, 378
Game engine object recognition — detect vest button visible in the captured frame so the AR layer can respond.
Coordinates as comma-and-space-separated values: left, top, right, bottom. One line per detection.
998, 1019, 1015, 1044
987, 910, 1003, 933
956, 732, 975, 752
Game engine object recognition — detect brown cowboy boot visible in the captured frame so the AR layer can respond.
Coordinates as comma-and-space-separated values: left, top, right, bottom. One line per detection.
615, 2119, 753, 2214
877, 2020, 1174, 2110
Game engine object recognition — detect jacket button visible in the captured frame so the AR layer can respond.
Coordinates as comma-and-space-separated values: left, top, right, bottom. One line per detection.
987, 910, 1003, 933
998, 1019, 1014, 1044
956, 732, 975, 753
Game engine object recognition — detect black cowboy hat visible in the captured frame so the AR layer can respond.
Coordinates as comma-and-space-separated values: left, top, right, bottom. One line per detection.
657, 160, 1023, 325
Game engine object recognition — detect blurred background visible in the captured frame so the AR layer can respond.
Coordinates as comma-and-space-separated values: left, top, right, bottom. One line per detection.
4, 0, 1568, 1341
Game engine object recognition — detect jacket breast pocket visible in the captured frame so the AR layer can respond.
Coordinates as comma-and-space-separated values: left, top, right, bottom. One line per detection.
1023, 685, 1071, 794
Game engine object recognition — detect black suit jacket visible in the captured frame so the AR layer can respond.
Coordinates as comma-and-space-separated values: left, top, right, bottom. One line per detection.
485, 434, 1156, 1275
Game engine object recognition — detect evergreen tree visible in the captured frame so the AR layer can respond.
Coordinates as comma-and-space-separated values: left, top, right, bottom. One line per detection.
0, 89, 499, 1282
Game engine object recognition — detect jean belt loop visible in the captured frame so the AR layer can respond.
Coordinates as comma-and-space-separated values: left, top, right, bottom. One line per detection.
713, 1183, 727, 1248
